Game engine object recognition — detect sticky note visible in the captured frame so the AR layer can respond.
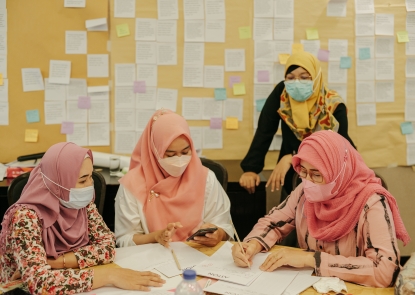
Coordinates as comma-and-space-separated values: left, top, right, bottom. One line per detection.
317, 49, 329, 62
401, 122, 413, 135
359, 48, 371, 60
26, 109, 40, 123
61, 121, 74, 134
229, 76, 241, 88
256, 98, 267, 112
225, 117, 239, 130
116, 24, 130, 37
78, 96, 91, 109
0, 73, 3, 86
25, 129, 38, 142
239, 26, 251, 39
257, 70, 270, 82
134, 81, 146, 93
397, 31, 409, 43
210, 117, 222, 129
306, 28, 319, 40
233, 83, 246, 96
214, 88, 227, 101
292, 43, 304, 54
340, 56, 352, 69
278, 54, 290, 65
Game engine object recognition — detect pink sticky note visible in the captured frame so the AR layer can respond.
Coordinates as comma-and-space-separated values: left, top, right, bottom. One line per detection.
61, 121, 74, 134
134, 81, 146, 93
78, 96, 91, 109
229, 76, 241, 88
317, 49, 329, 62
210, 117, 222, 129
257, 70, 270, 82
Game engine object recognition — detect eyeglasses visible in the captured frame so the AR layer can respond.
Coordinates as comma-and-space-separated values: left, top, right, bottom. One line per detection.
298, 167, 323, 183
284, 75, 312, 84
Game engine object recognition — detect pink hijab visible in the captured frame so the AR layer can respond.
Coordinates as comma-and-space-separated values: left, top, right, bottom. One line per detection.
119, 109, 208, 241
0, 142, 92, 259
292, 130, 410, 245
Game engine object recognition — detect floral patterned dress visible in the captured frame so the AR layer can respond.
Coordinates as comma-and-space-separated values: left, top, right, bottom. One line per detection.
0, 202, 116, 295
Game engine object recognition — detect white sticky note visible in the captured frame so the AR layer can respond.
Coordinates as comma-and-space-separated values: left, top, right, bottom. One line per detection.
22, 68, 44, 92
85, 18, 108, 31
65, 31, 87, 54
49, 60, 71, 85
87, 54, 109, 78
114, 0, 135, 18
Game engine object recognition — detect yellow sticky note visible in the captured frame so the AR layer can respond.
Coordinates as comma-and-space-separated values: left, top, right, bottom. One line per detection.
239, 26, 251, 39
278, 54, 290, 65
292, 43, 304, 54
25, 129, 39, 143
233, 83, 246, 95
397, 31, 409, 43
306, 28, 319, 40
116, 23, 130, 37
226, 117, 239, 130
0, 73, 3, 86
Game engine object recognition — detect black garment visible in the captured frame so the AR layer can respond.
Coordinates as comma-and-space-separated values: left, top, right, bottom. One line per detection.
241, 81, 355, 197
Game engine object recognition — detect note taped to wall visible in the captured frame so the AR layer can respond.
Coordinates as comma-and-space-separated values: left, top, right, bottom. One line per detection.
25, 129, 39, 142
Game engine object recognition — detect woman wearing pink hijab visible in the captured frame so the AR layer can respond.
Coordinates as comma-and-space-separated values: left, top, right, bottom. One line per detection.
232, 130, 410, 287
115, 109, 233, 248
0, 142, 164, 294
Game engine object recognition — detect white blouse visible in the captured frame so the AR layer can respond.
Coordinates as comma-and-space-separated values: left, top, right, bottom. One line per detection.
114, 170, 234, 247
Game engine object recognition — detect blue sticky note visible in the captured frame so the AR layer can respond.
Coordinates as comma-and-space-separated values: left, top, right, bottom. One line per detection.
26, 109, 40, 123
401, 122, 413, 135
340, 56, 352, 69
214, 88, 227, 101
256, 98, 267, 112
359, 48, 371, 60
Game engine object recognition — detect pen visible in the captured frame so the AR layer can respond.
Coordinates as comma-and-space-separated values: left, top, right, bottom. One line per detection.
204, 279, 212, 295
171, 249, 181, 270
231, 220, 251, 269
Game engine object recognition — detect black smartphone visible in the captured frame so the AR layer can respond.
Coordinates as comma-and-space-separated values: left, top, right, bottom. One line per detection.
186, 227, 218, 241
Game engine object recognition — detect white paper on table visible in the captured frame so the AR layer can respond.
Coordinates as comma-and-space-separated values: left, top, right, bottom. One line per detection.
190, 126, 203, 151
254, 0, 274, 18
158, 0, 179, 20
135, 18, 157, 41
273, 18, 294, 40
44, 101, 66, 125
255, 41, 275, 61
184, 20, 205, 42
89, 100, 109, 123
375, 81, 394, 103
44, 79, 66, 101
328, 83, 347, 103
88, 123, 110, 146
0, 31, 6, 55
114, 0, 135, 18
301, 40, 320, 58
115, 244, 171, 271
275, 40, 293, 60
85, 18, 108, 31
157, 20, 177, 43
184, 43, 204, 65
328, 62, 347, 84
328, 39, 348, 61
225, 49, 245, 72
203, 98, 223, 120
406, 33, 415, 55
0, 55, 7, 79
49, 60, 71, 85
136, 65, 158, 87
407, 143, 415, 166
405, 100, 415, 121
355, 36, 375, 57
87, 54, 109, 78
0, 79, 8, 102
115, 64, 135, 87
282, 268, 320, 295
87, 85, 110, 93
136, 109, 154, 131
375, 58, 394, 80
157, 43, 177, 65
407, 12, 415, 33
356, 103, 376, 126
202, 127, 223, 149
182, 97, 203, 120
327, 0, 347, 17
115, 86, 135, 109
22, 68, 44, 92
115, 108, 135, 131
156, 88, 178, 112
406, 57, 415, 78
355, 59, 375, 81
184, 0, 204, 20
64, 0, 85, 7
253, 18, 273, 41
274, 0, 294, 18
406, 79, 415, 99
375, 14, 394, 36
254, 62, 274, 84
254, 84, 274, 102
355, 0, 374, 14
136, 87, 157, 110
65, 31, 87, 54
67, 123, 88, 146
356, 81, 375, 103
355, 14, 375, 36
183, 65, 204, 87
0, 102, 8, 125
375, 36, 394, 58
204, 66, 224, 88
136, 42, 157, 64
67, 78, 87, 100
205, 0, 225, 19
223, 99, 243, 121
407, 0, 415, 11
115, 131, 137, 154
205, 20, 225, 43
66, 100, 87, 123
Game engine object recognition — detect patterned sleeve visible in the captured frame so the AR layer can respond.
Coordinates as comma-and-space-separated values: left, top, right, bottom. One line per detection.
10, 209, 94, 295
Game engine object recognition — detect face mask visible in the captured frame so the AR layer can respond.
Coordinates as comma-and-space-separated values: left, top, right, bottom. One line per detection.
158, 155, 191, 177
41, 172, 94, 209
284, 68, 321, 102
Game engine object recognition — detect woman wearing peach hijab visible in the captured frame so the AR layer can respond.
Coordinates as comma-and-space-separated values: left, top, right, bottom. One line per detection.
115, 109, 233, 248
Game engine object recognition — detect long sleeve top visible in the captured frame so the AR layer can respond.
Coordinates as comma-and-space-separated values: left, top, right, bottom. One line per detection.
114, 170, 234, 247
241, 81, 355, 194
244, 184, 401, 288
0, 202, 115, 295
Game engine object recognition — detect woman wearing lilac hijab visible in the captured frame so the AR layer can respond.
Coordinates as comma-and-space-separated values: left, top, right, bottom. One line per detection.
0, 142, 164, 294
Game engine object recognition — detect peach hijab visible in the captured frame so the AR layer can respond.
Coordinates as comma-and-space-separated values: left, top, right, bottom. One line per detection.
119, 109, 208, 241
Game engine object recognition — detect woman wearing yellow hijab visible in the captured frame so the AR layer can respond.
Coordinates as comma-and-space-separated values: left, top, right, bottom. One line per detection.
240, 51, 355, 200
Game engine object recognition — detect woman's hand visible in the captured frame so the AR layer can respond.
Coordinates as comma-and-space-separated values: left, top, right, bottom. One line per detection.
266, 154, 293, 192
260, 248, 315, 271
239, 172, 260, 194
231, 240, 263, 268
191, 223, 226, 247
155, 222, 183, 248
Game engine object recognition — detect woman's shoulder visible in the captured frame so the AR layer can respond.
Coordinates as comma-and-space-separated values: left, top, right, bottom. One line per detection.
13, 207, 40, 222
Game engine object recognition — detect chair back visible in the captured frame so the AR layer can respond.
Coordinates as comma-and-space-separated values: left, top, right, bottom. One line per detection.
7, 171, 106, 215
200, 158, 228, 191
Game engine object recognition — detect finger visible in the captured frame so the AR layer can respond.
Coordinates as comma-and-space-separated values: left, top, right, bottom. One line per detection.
255, 175, 260, 186
174, 222, 183, 228
234, 255, 249, 267
130, 285, 150, 291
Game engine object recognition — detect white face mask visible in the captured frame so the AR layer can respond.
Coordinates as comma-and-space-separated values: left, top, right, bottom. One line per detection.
158, 155, 192, 177
41, 172, 94, 209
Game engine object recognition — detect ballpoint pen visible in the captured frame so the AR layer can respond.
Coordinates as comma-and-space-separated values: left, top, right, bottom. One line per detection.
231, 220, 251, 269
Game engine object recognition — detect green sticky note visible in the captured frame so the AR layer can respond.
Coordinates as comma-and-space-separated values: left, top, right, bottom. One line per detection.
116, 24, 130, 37
26, 109, 40, 123
340, 57, 352, 69
397, 31, 409, 43
256, 99, 266, 112
306, 28, 319, 40
401, 122, 413, 135
239, 26, 251, 39
233, 83, 246, 96
214, 88, 227, 101
359, 48, 371, 60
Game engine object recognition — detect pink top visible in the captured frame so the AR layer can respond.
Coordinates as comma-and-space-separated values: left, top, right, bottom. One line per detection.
244, 183, 401, 288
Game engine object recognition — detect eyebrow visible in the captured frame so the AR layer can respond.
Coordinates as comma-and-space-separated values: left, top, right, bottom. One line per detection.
166, 145, 190, 153
300, 165, 320, 171
78, 174, 90, 179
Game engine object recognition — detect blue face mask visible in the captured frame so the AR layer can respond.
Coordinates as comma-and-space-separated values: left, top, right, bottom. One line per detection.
284, 80, 313, 102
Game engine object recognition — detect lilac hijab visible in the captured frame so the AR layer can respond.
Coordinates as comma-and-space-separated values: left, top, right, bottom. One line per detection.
0, 142, 92, 259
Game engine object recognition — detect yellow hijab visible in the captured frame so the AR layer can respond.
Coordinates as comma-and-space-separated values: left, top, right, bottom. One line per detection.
277, 52, 345, 141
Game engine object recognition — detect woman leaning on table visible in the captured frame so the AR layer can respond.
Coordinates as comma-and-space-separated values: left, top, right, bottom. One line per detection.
0, 142, 164, 295
239, 51, 355, 199
232, 130, 410, 288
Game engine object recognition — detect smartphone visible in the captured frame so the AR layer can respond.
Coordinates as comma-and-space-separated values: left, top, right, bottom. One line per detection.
186, 227, 218, 241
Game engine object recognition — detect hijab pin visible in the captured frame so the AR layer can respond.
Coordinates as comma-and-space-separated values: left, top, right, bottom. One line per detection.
148, 190, 160, 202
